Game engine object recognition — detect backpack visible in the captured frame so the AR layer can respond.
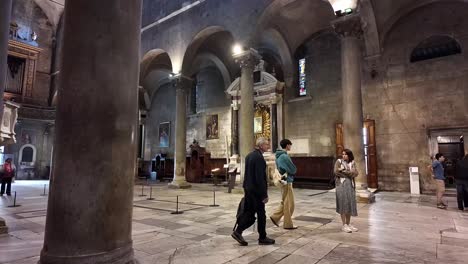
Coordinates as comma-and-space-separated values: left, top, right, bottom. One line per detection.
272, 168, 287, 187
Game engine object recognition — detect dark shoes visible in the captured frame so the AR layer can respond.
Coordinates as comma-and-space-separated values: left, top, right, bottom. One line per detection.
258, 237, 275, 245
231, 231, 248, 246
270, 217, 279, 227
284, 226, 298, 230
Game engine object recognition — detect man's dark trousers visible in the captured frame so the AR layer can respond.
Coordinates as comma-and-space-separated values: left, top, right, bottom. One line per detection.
235, 192, 266, 239
456, 180, 468, 210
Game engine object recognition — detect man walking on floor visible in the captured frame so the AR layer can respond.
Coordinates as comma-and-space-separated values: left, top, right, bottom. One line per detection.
270, 139, 297, 229
232, 137, 275, 246
433, 153, 447, 209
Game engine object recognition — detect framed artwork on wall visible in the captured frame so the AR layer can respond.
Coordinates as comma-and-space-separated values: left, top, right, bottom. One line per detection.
254, 116, 263, 134
206, 114, 219, 140
159, 122, 170, 148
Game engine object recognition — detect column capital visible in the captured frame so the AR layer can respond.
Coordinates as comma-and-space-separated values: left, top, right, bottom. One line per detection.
331, 13, 363, 39
231, 101, 239, 111
233, 48, 261, 69
171, 74, 193, 91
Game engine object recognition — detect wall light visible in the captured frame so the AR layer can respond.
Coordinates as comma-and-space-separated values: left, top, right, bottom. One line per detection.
232, 44, 243, 56
329, 0, 358, 17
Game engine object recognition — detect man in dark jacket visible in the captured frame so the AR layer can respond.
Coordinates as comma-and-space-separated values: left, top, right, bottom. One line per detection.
232, 137, 275, 246
455, 154, 468, 210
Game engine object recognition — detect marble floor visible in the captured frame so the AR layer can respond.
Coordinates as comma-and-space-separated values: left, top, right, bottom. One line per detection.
1, 180, 468, 264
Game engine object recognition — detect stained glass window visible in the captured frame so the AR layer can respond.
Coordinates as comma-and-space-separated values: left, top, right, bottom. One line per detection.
298, 58, 306, 96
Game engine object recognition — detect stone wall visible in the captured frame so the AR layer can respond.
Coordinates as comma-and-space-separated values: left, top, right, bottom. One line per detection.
363, 2, 468, 192
285, 32, 342, 157
4, 120, 54, 180
145, 83, 176, 159
11, 0, 55, 106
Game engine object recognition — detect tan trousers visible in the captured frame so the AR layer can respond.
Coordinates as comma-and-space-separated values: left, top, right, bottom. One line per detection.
436, 179, 445, 205
270, 183, 295, 228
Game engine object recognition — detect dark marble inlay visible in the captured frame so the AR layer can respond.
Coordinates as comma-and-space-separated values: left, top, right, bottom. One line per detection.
320, 244, 430, 264
294, 216, 332, 224
135, 218, 189, 230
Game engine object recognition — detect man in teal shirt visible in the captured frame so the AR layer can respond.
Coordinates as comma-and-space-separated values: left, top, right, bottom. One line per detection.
270, 139, 298, 229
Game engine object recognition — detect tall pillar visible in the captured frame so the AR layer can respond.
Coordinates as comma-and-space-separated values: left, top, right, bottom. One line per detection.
333, 14, 374, 203
234, 49, 260, 162
169, 76, 191, 189
270, 96, 278, 151
0, 0, 13, 121
0, 0, 12, 235
39, 1, 142, 263
231, 102, 239, 157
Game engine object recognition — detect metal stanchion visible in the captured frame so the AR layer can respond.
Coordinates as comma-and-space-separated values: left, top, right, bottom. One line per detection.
138, 183, 147, 197
171, 195, 184, 214
209, 188, 219, 207
146, 186, 155, 200
8, 191, 21, 207
41, 184, 47, 196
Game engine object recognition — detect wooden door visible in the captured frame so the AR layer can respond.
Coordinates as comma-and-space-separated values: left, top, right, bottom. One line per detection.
335, 120, 378, 189
364, 119, 378, 188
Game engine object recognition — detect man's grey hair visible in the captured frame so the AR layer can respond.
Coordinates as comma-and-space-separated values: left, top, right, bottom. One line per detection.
256, 137, 269, 147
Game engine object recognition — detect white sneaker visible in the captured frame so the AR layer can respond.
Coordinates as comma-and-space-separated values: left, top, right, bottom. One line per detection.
348, 224, 358, 232
341, 225, 352, 233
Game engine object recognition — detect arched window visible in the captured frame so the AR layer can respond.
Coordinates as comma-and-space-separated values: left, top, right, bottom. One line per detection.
410, 36, 461, 63
295, 44, 307, 96
19, 144, 37, 165
22, 147, 33, 162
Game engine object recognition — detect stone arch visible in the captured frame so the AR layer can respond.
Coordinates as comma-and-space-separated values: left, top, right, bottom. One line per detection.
256, 27, 294, 90
253, 0, 335, 52
140, 49, 173, 104
181, 26, 236, 79
33, 0, 64, 30
188, 53, 231, 90
380, 0, 468, 47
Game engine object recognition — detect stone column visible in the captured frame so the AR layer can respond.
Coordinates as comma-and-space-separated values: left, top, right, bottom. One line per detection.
169, 76, 191, 189
270, 96, 278, 152
333, 14, 374, 203
0, 0, 12, 234
39, 1, 142, 263
231, 101, 239, 157
0, 0, 13, 122
234, 49, 260, 162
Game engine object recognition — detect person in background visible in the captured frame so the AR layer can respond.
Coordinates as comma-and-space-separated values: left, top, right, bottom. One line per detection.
270, 139, 298, 230
334, 149, 359, 233
231, 137, 275, 246
0, 158, 16, 196
455, 154, 468, 211
433, 153, 446, 209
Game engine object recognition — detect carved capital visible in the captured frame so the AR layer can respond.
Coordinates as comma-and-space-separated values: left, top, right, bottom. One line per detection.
171, 75, 193, 92
231, 101, 239, 111
332, 13, 363, 39
233, 48, 261, 69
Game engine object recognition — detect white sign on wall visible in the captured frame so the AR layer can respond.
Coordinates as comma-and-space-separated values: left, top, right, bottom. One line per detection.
289, 138, 309, 155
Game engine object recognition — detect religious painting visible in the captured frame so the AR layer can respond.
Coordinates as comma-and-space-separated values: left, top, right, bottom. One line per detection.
206, 114, 219, 140
254, 104, 271, 142
158, 122, 170, 148
254, 117, 263, 134
21, 129, 36, 145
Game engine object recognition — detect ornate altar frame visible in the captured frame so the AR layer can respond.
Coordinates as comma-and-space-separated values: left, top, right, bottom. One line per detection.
4, 39, 42, 103
226, 70, 285, 147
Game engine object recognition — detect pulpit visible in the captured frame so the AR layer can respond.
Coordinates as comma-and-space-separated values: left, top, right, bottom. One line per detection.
186, 140, 211, 183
